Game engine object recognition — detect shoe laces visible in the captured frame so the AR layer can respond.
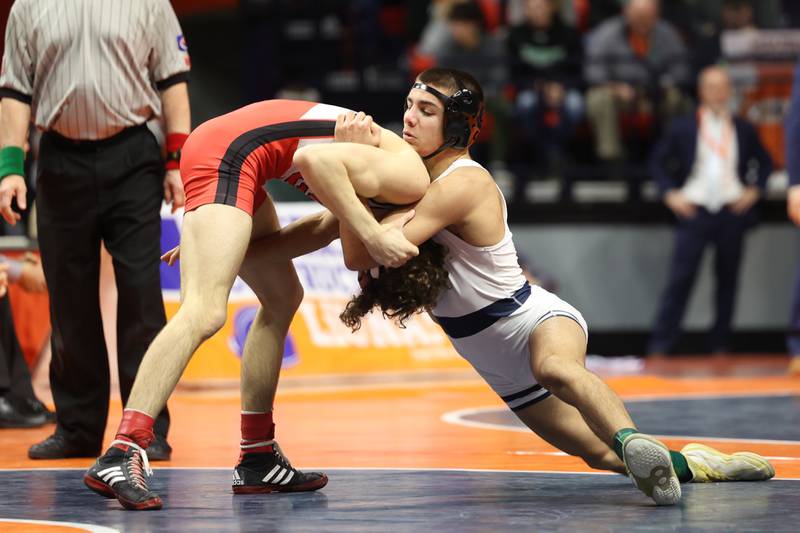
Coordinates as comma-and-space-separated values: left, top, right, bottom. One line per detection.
272, 441, 294, 470
110, 439, 153, 489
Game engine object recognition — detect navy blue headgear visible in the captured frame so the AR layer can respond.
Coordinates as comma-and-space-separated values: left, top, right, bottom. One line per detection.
409, 81, 484, 159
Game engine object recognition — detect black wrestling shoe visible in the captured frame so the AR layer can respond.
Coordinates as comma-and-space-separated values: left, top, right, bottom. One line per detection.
232, 441, 328, 494
84, 440, 162, 510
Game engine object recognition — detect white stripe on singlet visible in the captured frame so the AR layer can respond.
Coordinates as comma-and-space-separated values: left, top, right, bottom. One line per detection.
0, 0, 189, 140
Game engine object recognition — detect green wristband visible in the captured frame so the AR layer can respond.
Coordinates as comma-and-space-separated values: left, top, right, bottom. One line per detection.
0, 146, 25, 179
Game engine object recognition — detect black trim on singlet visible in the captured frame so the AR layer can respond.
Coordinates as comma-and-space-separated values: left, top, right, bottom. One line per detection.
433, 282, 532, 339
214, 120, 336, 206
500, 384, 544, 403
510, 391, 552, 412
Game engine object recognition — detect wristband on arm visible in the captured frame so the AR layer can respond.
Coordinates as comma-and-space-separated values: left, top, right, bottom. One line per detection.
0, 146, 25, 179
165, 133, 189, 170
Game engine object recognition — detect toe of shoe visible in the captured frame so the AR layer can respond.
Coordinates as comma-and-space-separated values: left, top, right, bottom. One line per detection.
733, 453, 775, 479
118, 495, 163, 511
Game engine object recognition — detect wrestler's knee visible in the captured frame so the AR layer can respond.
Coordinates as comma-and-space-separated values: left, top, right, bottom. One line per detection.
274, 279, 304, 319
287, 281, 304, 313
254, 278, 304, 324
533, 355, 582, 396
179, 296, 229, 339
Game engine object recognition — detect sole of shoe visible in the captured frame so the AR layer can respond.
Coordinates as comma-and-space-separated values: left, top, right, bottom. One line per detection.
117, 495, 163, 511
232, 474, 329, 494
84, 473, 163, 510
83, 474, 117, 499
623, 434, 682, 506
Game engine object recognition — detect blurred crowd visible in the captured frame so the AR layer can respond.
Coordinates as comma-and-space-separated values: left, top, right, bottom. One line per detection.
241, 0, 798, 203
411, 0, 792, 200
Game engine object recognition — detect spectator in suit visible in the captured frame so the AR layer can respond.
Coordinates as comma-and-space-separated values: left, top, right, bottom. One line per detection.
648, 66, 772, 355
584, 0, 691, 163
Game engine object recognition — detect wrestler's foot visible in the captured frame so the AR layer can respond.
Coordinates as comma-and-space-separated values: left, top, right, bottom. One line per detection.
232, 440, 328, 494
681, 443, 775, 482
84, 440, 162, 510
622, 433, 682, 506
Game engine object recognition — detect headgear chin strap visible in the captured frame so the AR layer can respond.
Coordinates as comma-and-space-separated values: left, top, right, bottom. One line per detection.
410, 81, 484, 160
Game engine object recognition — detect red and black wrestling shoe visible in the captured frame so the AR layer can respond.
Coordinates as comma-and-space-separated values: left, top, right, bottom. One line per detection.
233, 440, 328, 494
83, 440, 162, 510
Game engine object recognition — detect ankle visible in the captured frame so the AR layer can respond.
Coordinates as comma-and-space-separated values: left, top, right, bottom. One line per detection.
670, 450, 693, 483
240, 411, 275, 457
612, 427, 639, 460
116, 408, 155, 448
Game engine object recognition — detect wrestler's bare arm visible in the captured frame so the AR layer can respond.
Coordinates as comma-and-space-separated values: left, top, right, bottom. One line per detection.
340, 175, 476, 271
293, 127, 428, 268
162, 210, 339, 266
247, 209, 339, 262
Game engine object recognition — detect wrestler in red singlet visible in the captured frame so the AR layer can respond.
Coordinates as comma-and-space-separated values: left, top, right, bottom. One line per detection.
182, 99, 352, 214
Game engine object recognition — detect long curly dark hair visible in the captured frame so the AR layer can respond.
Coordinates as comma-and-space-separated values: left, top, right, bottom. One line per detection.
340, 240, 451, 331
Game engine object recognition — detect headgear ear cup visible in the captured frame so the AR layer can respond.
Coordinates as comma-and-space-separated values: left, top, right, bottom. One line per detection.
410, 81, 484, 158
445, 89, 483, 149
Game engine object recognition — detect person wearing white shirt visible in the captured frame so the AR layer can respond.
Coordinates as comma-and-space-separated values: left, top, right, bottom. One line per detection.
648, 66, 772, 355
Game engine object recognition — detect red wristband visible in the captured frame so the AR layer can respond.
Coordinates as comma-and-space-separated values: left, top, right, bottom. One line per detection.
165, 132, 189, 170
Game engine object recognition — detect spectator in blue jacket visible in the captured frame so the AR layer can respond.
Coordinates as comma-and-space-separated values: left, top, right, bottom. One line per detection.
648, 66, 772, 355
784, 61, 800, 375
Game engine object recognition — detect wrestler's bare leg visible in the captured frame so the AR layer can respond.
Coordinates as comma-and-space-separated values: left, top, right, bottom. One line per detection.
231, 198, 329, 494
237, 198, 304, 412
528, 317, 634, 444
126, 204, 252, 416
515, 394, 625, 475
529, 317, 681, 505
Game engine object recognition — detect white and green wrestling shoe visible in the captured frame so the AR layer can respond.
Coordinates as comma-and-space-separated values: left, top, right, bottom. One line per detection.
622, 433, 682, 505
681, 443, 775, 482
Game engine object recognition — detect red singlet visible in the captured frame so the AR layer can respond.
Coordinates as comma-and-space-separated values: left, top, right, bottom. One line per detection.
181, 99, 351, 215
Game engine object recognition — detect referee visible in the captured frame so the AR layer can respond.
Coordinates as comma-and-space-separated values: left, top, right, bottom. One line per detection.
0, 0, 190, 460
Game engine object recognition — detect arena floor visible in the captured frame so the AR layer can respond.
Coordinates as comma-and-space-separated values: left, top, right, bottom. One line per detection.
1, 356, 799, 532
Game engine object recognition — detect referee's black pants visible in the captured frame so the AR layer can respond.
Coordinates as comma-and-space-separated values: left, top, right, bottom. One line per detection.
37, 125, 169, 450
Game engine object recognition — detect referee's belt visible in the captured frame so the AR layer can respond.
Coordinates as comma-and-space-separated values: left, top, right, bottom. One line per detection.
433, 282, 531, 339
44, 123, 147, 150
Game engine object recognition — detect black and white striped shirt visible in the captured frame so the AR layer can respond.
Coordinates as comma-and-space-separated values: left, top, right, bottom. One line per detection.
0, 0, 190, 140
